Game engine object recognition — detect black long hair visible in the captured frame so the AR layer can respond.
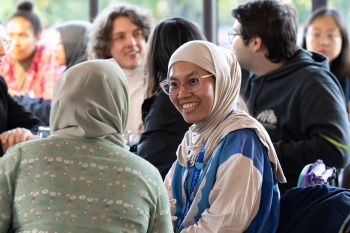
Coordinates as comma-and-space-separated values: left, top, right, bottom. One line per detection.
145, 17, 206, 97
302, 7, 350, 81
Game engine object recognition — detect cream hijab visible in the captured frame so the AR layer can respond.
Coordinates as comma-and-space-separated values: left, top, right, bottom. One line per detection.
50, 58, 129, 147
168, 41, 286, 183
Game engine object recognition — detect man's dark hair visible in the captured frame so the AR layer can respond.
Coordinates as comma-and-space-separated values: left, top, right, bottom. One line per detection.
232, 0, 298, 63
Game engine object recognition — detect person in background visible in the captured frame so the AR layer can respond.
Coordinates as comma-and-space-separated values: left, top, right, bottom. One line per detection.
88, 4, 152, 143
0, 59, 173, 232
136, 17, 206, 178
0, 24, 40, 156
231, 0, 350, 193
14, 20, 92, 125
164, 40, 286, 232
0, 1, 63, 100
54, 20, 91, 70
302, 7, 350, 113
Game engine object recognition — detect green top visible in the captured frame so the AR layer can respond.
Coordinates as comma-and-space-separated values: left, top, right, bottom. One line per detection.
0, 138, 173, 233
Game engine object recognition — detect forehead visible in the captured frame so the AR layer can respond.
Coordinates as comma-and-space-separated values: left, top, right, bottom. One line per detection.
169, 61, 207, 78
309, 15, 339, 31
233, 21, 241, 32
7, 17, 33, 32
112, 16, 140, 33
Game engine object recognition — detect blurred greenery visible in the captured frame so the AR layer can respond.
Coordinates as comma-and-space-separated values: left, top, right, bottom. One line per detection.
1, 0, 348, 46
0, 0, 318, 27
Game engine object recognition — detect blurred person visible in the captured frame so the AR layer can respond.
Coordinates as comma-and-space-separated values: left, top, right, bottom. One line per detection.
0, 59, 173, 232
0, 1, 63, 100
14, 20, 92, 125
0, 23, 40, 156
164, 40, 286, 232
88, 4, 152, 141
231, 0, 350, 193
136, 17, 206, 178
54, 20, 91, 69
302, 7, 350, 113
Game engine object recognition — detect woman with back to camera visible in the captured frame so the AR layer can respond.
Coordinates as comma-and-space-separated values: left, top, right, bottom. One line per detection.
303, 7, 350, 112
0, 59, 173, 232
136, 17, 206, 178
164, 40, 286, 232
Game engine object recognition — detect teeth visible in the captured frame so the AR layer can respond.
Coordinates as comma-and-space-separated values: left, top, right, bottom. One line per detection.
182, 103, 198, 109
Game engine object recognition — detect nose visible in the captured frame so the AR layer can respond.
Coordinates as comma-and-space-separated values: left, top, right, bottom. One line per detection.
126, 34, 137, 47
319, 35, 330, 45
177, 84, 192, 98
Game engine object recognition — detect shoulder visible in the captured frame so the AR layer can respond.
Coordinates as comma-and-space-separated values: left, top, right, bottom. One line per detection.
216, 129, 266, 162
220, 128, 264, 152
100, 139, 163, 179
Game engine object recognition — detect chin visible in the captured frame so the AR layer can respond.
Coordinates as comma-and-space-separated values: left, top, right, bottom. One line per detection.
183, 115, 202, 124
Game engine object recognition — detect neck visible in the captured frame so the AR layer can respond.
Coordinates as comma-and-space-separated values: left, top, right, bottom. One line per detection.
252, 58, 285, 77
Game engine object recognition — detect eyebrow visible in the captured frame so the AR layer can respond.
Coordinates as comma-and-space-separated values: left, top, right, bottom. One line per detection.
169, 71, 199, 80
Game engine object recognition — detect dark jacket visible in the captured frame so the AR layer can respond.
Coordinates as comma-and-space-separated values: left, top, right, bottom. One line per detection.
137, 89, 191, 178
0, 76, 40, 155
241, 49, 350, 193
277, 185, 350, 233
340, 75, 350, 107
13, 95, 51, 126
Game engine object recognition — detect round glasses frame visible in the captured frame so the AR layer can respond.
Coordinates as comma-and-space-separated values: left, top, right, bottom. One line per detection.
160, 73, 214, 96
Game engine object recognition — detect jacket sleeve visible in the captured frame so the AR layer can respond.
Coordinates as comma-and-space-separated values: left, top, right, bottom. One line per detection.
275, 75, 350, 175
181, 151, 263, 232
0, 77, 41, 132
0, 146, 21, 232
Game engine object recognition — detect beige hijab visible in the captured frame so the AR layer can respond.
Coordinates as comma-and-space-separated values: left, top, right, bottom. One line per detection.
168, 41, 286, 183
50, 58, 129, 147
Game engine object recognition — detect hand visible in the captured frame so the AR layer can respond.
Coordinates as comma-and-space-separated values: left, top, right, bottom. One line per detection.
0, 128, 37, 153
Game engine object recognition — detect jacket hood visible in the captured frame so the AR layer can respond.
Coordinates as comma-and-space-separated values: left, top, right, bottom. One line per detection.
262, 48, 330, 80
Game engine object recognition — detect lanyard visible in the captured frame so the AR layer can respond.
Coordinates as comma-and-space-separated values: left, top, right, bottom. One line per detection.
178, 144, 205, 228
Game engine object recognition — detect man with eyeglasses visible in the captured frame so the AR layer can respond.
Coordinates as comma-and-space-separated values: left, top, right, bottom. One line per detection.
0, 24, 40, 156
231, 0, 350, 194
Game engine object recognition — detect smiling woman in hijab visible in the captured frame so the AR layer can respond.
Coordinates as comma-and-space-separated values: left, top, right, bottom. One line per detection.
0, 59, 173, 232
163, 41, 286, 233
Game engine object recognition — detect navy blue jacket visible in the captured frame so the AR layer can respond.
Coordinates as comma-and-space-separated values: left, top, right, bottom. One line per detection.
277, 185, 350, 233
241, 49, 350, 193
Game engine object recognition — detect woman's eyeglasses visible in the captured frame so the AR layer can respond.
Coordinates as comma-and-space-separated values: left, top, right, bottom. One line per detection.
160, 74, 214, 96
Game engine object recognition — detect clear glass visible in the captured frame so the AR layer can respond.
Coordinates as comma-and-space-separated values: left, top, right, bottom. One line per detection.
38, 126, 50, 139
160, 74, 213, 95
124, 130, 141, 147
